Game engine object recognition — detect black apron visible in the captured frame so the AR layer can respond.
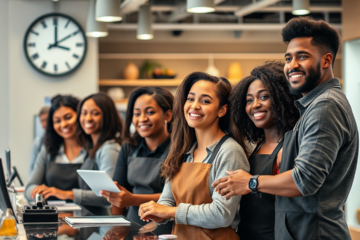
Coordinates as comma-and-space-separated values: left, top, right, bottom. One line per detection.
275, 117, 318, 240
44, 155, 83, 201
238, 140, 283, 240
126, 143, 173, 235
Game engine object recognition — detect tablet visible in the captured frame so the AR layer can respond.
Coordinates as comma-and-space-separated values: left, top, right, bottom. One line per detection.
77, 170, 121, 197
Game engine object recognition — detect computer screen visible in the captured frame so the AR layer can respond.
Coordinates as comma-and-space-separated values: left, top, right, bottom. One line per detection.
0, 158, 17, 222
5, 148, 11, 180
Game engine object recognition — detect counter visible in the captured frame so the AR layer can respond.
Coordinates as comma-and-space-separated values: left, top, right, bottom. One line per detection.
14, 205, 158, 240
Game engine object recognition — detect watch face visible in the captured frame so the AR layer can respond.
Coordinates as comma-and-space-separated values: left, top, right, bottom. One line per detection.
24, 13, 87, 76
249, 178, 257, 190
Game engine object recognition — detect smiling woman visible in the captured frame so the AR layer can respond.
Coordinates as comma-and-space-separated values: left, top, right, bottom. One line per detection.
138, 72, 249, 240
24, 95, 86, 202
100, 87, 174, 235
70, 92, 123, 208
229, 61, 300, 240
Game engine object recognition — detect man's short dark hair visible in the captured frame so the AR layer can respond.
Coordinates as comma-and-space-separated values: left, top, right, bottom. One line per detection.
282, 17, 340, 65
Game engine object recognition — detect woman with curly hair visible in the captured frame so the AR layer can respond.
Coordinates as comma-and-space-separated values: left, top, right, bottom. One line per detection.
138, 72, 249, 240
230, 61, 300, 239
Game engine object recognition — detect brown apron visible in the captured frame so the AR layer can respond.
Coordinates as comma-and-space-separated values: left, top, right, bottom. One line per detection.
170, 135, 239, 240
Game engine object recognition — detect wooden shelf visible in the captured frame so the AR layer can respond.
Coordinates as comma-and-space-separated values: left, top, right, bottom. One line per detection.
99, 53, 286, 60
99, 79, 240, 87
99, 79, 183, 87
99, 53, 342, 60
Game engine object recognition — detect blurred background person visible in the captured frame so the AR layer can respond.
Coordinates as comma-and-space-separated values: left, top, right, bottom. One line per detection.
28, 106, 50, 177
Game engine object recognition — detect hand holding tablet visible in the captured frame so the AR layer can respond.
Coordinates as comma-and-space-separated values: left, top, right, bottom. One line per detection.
77, 170, 121, 196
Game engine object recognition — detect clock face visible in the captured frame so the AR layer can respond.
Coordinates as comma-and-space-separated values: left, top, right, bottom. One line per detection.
24, 13, 87, 76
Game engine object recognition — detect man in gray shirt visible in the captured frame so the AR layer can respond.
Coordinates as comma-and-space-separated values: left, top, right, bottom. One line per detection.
213, 17, 358, 240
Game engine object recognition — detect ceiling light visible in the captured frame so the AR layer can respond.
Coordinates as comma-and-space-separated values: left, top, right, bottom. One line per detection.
96, 0, 122, 22
292, 0, 310, 15
187, 0, 215, 13
86, 0, 108, 38
137, 4, 153, 40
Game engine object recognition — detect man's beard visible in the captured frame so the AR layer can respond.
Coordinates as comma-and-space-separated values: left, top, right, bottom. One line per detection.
287, 62, 321, 95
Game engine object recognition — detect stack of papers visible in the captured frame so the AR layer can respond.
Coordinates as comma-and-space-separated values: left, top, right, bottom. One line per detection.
65, 216, 131, 228
47, 201, 82, 211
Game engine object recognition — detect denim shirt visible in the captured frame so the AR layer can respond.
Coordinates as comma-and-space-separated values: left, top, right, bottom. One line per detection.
291, 78, 358, 239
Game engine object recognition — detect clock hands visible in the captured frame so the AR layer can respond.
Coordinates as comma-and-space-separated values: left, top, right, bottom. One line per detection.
48, 30, 78, 49
55, 24, 58, 44
54, 45, 70, 51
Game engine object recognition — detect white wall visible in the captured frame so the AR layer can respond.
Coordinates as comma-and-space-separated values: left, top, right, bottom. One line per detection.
3, 0, 98, 183
0, 0, 10, 171
344, 39, 360, 228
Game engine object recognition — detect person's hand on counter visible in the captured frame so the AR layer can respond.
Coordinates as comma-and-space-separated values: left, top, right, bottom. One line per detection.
138, 200, 177, 223
31, 185, 74, 200
212, 169, 252, 200
100, 182, 134, 208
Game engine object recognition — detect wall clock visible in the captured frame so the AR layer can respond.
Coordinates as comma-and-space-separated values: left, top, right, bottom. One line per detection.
24, 13, 87, 77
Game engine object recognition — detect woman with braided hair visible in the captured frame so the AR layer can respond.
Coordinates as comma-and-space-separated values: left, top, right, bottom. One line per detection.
229, 61, 300, 239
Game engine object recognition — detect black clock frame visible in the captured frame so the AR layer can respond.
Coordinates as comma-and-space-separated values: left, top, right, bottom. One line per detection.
23, 12, 88, 77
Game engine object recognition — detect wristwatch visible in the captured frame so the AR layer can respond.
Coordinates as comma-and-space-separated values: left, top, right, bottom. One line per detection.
249, 175, 262, 198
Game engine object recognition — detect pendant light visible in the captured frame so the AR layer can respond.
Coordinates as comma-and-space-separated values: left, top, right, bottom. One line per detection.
86, 0, 108, 37
96, 0, 122, 22
187, 0, 215, 13
292, 0, 310, 15
137, 4, 153, 40
205, 55, 219, 77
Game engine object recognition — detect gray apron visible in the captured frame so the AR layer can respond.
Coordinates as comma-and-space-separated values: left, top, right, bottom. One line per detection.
45, 155, 82, 201
275, 117, 318, 240
239, 140, 283, 240
126, 143, 173, 235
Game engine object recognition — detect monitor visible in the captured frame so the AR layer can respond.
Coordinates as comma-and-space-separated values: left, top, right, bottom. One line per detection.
5, 148, 11, 180
5, 148, 24, 187
0, 158, 18, 223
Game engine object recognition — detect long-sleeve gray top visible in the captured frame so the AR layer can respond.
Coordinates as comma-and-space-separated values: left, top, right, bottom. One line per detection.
25, 145, 86, 200
25, 140, 120, 207
158, 137, 250, 229
72, 140, 121, 207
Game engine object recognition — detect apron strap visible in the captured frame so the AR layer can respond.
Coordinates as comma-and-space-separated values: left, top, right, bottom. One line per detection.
38, 136, 44, 153
269, 140, 284, 163
159, 143, 170, 159
207, 134, 231, 165
251, 139, 265, 156
131, 143, 142, 158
